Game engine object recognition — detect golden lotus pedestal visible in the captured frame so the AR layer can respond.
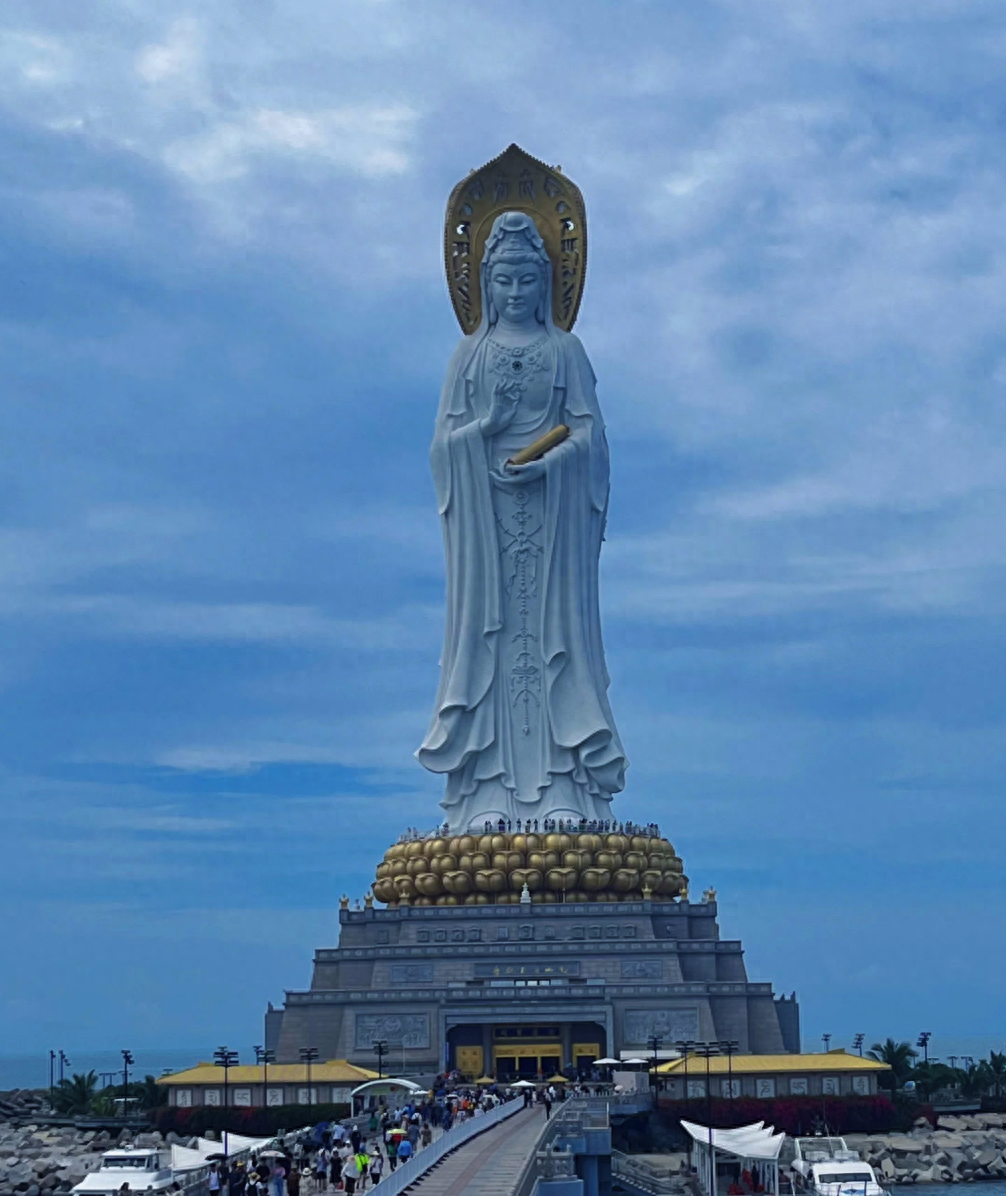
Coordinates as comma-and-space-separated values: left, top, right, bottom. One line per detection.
372, 830, 688, 907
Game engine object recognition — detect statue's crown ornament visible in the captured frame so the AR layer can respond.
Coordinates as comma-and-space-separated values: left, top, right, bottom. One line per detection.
444, 143, 588, 334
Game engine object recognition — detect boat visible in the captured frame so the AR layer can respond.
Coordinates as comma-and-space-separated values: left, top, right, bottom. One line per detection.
72, 1134, 277, 1196
70, 1148, 177, 1196
791, 1137, 887, 1196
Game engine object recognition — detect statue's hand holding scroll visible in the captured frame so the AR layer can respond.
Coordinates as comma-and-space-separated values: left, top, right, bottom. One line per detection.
481, 377, 523, 437
502, 457, 546, 482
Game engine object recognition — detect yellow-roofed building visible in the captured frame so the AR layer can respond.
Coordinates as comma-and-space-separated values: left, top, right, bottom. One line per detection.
656, 1049, 890, 1101
156, 1060, 379, 1109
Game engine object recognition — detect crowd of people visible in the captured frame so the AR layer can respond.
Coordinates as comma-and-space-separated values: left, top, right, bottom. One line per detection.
198, 1082, 550, 1196
397, 819, 663, 842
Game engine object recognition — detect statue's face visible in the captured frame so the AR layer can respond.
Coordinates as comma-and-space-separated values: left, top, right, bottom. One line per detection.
489, 261, 542, 327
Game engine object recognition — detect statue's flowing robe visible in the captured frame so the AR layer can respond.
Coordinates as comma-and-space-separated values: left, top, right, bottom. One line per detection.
417, 327, 627, 826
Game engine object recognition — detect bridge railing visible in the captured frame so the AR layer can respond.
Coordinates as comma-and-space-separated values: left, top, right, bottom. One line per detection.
368, 1097, 524, 1196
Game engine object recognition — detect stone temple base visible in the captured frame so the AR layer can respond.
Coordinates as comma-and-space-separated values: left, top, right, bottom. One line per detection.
266, 890, 800, 1078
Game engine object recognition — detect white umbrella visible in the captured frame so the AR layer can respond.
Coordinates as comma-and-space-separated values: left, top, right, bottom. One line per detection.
622, 1058, 649, 1065
511, 1080, 536, 1088
594, 1058, 620, 1066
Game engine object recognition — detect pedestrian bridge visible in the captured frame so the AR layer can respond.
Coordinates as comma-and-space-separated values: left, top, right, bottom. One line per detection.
369, 1096, 644, 1196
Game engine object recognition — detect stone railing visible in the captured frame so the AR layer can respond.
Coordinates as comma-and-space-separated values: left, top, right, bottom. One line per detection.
611, 1149, 689, 1195
513, 1099, 612, 1196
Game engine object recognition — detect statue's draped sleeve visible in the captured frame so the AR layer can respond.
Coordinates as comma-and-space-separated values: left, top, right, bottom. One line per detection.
421, 333, 503, 782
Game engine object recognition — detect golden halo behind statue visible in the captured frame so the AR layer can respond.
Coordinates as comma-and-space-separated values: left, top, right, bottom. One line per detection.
444, 143, 587, 335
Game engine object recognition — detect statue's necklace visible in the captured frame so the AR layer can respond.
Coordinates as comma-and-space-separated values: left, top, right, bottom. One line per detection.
487, 333, 549, 379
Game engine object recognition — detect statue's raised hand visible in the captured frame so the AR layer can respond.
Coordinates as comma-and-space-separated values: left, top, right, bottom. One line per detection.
481, 378, 522, 437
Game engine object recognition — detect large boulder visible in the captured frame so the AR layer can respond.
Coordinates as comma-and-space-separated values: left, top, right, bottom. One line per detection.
912, 1164, 942, 1182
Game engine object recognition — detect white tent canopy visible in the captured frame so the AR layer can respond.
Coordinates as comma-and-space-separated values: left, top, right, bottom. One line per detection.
351, 1077, 425, 1114
680, 1120, 783, 1196
171, 1135, 276, 1174
681, 1120, 783, 1161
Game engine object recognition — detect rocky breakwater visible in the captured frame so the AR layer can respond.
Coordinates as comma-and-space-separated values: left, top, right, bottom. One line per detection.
0, 1127, 184, 1196
845, 1114, 1006, 1183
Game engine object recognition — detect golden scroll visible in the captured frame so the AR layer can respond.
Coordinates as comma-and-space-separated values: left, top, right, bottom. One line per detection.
507, 424, 570, 467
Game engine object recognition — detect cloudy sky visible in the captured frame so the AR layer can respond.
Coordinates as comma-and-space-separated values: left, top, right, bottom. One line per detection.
3, 0, 1005, 1066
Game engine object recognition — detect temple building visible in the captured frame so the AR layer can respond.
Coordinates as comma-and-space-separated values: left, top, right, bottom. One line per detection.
266, 890, 799, 1079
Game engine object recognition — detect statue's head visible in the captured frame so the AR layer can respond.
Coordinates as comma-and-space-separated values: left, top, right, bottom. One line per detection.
481, 211, 551, 329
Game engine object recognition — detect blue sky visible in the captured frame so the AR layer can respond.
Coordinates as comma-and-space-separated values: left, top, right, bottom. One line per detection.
2, 0, 1005, 1067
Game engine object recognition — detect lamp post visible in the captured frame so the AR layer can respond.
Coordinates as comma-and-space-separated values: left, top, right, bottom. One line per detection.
49, 1051, 56, 1106
675, 1039, 694, 1111
254, 1046, 275, 1109
647, 1035, 663, 1100
59, 1051, 70, 1085
720, 1040, 739, 1113
213, 1046, 238, 1151
917, 1032, 932, 1064
852, 1034, 864, 1057
822, 1033, 831, 1052
299, 1047, 319, 1108
694, 1044, 717, 1196
121, 1050, 134, 1119
372, 1040, 389, 1081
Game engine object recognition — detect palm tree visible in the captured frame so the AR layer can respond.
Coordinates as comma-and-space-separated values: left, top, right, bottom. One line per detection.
987, 1051, 1006, 1099
868, 1039, 918, 1094
912, 1061, 955, 1100
52, 1071, 98, 1115
136, 1075, 167, 1110
961, 1059, 993, 1099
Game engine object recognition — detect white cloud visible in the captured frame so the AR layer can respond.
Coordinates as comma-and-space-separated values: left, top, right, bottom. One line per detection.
163, 103, 416, 184
135, 17, 202, 86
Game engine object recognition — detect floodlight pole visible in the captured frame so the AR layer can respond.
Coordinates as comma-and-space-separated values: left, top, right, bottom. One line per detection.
720, 1040, 738, 1112
213, 1046, 238, 1154
254, 1046, 275, 1109
647, 1035, 663, 1100
695, 1043, 716, 1196
373, 1040, 389, 1080
299, 1047, 319, 1108
121, 1050, 134, 1121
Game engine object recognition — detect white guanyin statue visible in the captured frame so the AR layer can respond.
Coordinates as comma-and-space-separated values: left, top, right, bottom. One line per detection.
417, 171, 627, 831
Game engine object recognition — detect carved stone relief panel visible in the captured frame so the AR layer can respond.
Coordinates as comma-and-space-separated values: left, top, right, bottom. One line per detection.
389, 963, 434, 985
621, 959, 662, 980
355, 1013, 431, 1051
623, 1007, 699, 1045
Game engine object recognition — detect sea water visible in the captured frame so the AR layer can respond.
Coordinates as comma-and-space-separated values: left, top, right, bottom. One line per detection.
0, 1049, 227, 1090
